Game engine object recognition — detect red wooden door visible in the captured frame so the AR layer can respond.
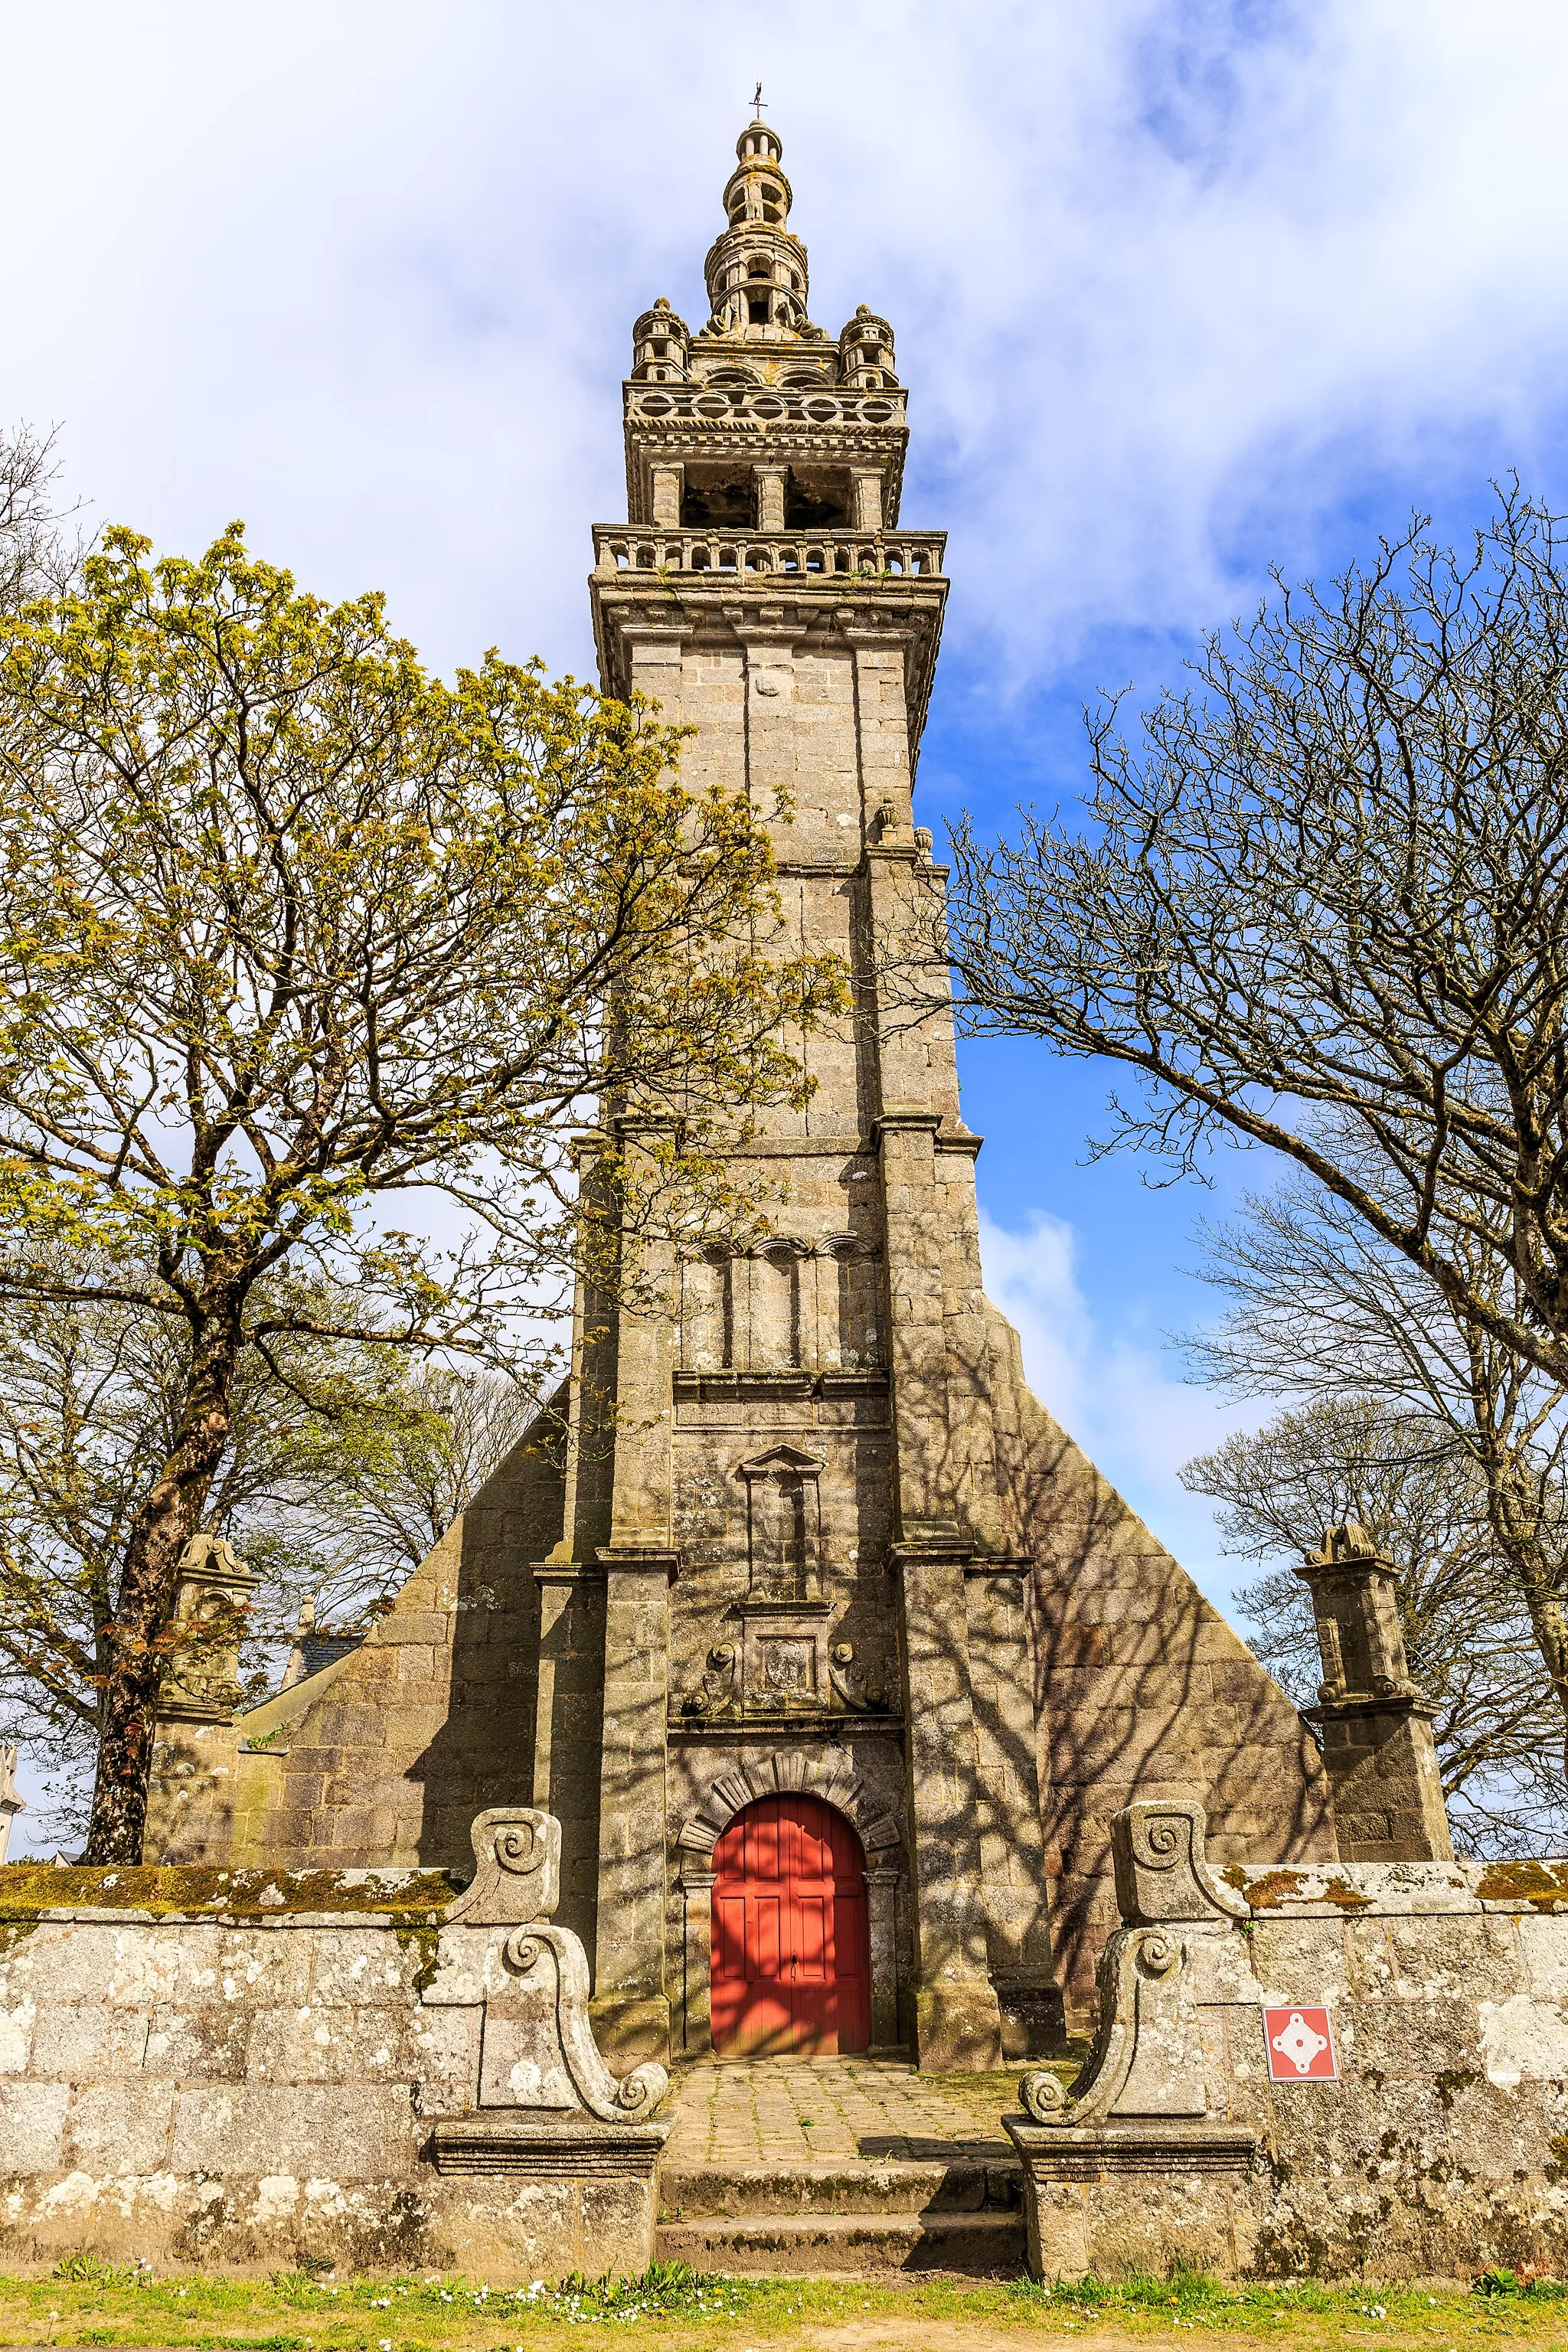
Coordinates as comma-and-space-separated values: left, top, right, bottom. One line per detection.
710, 1794, 871, 2056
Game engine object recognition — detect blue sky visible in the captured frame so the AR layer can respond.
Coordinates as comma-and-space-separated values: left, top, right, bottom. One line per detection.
6, 0, 1568, 1760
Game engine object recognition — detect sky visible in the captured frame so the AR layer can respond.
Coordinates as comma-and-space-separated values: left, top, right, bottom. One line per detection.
7, 0, 1568, 1840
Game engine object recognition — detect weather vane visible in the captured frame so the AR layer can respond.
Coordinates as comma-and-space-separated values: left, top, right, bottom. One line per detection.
752, 80, 767, 119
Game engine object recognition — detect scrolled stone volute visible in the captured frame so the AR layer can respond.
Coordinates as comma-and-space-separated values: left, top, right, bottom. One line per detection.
1111, 1798, 1250, 1926
443, 1807, 562, 1926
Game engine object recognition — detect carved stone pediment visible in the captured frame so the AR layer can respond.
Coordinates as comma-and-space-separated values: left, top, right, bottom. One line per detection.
737, 1443, 825, 1478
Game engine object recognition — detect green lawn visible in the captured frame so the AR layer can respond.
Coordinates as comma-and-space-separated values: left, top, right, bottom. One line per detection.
2, 2260, 1567, 2350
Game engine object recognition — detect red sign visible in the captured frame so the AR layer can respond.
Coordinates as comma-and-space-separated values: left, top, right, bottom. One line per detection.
1264, 2005, 1338, 2081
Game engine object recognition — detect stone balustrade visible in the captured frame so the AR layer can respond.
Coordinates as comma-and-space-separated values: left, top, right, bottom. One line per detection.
592, 526, 944, 580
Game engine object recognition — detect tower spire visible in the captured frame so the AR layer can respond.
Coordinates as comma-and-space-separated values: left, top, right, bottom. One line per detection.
704, 114, 807, 340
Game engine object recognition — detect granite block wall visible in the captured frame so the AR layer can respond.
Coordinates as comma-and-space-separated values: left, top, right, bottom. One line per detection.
1009, 1803, 1568, 2283
0, 1857, 663, 2279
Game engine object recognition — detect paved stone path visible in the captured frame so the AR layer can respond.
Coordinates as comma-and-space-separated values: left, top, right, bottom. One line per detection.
663, 2058, 1038, 2166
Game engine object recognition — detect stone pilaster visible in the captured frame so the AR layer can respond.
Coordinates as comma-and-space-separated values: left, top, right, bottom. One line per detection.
678, 1866, 717, 2055
591, 1553, 677, 2063
894, 1535, 1004, 2066
531, 1563, 606, 1951
864, 1863, 904, 2052
966, 1561, 1063, 2053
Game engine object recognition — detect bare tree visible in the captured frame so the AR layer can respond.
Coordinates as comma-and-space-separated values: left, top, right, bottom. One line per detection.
250, 1365, 546, 1608
1181, 1393, 1564, 1852
0, 423, 84, 611
1185, 1176, 1568, 1786
944, 491, 1568, 1400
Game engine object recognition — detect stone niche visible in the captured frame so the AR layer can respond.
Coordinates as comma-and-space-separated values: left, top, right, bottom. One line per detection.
1005, 1797, 1568, 2284
0, 1809, 669, 2279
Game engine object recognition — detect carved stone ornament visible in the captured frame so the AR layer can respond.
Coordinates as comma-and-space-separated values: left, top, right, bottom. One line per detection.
684, 1643, 742, 1720
828, 1640, 880, 1711
1015, 1801, 1253, 2145
485, 1926, 668, 2123
443, 1807, 563, 1927
1020, 1927, 1209, 2126
1111, 1798, 1250, 1928
678, 1749, 901, 1859
433, 1808, 669, 2136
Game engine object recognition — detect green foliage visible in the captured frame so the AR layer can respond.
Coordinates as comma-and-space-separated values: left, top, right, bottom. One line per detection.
0, 518, 847, 1853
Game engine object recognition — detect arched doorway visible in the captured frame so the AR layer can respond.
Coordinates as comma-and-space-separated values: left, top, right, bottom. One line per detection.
710, 1792, 871, 2056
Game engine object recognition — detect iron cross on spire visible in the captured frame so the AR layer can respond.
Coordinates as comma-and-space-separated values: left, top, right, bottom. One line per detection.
751, 80, 767, 118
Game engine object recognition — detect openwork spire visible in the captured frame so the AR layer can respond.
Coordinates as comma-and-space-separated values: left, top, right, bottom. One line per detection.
703, 119, 809, 340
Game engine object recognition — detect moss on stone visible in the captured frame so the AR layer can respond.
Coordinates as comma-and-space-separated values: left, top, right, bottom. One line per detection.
0, 1861, 462, 1923
1475, 1857, 1568, 1909
1230, 1867, 1372, 1912
395, 1919, 445, 1996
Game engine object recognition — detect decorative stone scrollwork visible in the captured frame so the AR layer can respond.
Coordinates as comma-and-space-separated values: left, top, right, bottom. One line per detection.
444, 1807, 563, 1926
1019, 1923, 1208, 2128
683, 1642, 741, 1720
435, 1808, 669, 2128
828, 1640, 880, 1711
1112, 1798, 1250, 1927
497, 1922, 668, 2121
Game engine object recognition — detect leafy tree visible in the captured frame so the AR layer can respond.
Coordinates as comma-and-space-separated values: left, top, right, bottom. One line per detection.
944, 492, 1568, 1398
0, 524, 844, 1859
1181, 1393, 1565, 1853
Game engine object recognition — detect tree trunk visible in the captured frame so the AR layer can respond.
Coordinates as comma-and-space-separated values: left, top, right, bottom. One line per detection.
1481, 1452, 1568, 1791
82, 1295, 243, 1864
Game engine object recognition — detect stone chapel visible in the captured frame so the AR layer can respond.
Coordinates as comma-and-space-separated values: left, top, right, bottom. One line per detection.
145, 117, 1338, 2069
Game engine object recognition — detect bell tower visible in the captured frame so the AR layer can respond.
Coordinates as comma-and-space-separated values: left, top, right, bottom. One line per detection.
157, 110, 1336, 2078
564, 113, 1058, 2070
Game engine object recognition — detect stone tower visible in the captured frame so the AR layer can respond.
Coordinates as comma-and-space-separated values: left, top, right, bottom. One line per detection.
145, 117, 1338, 2067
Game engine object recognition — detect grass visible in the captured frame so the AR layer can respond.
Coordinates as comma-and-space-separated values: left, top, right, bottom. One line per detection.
5, 2261, 1568, 2348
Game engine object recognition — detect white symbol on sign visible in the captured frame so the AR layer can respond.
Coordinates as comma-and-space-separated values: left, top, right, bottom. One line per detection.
1270, 2011, 1329, 2075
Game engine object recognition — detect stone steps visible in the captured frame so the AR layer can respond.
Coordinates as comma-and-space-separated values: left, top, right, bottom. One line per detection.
655, 2158, 1025, 2275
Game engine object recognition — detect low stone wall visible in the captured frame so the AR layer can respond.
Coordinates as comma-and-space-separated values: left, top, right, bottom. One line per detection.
0, 1812, 668, 2278
1007, 1801, 1568, 2284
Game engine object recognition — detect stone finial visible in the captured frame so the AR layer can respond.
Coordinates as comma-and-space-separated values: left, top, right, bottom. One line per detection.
706, 116, 809, 341
1296, 1523, 1452, 1864
158, 1532, 258, 1723
0, 1743, 24, 1864
839, 305, 898, 389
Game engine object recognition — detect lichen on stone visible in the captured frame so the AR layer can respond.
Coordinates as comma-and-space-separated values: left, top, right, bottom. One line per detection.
0, 1861, 462, 1923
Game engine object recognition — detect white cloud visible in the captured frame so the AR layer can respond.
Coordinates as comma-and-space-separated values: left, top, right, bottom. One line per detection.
5, 2, 1568, 686
978, 1207, 1258, 1608
1, 0, 1559, 1690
